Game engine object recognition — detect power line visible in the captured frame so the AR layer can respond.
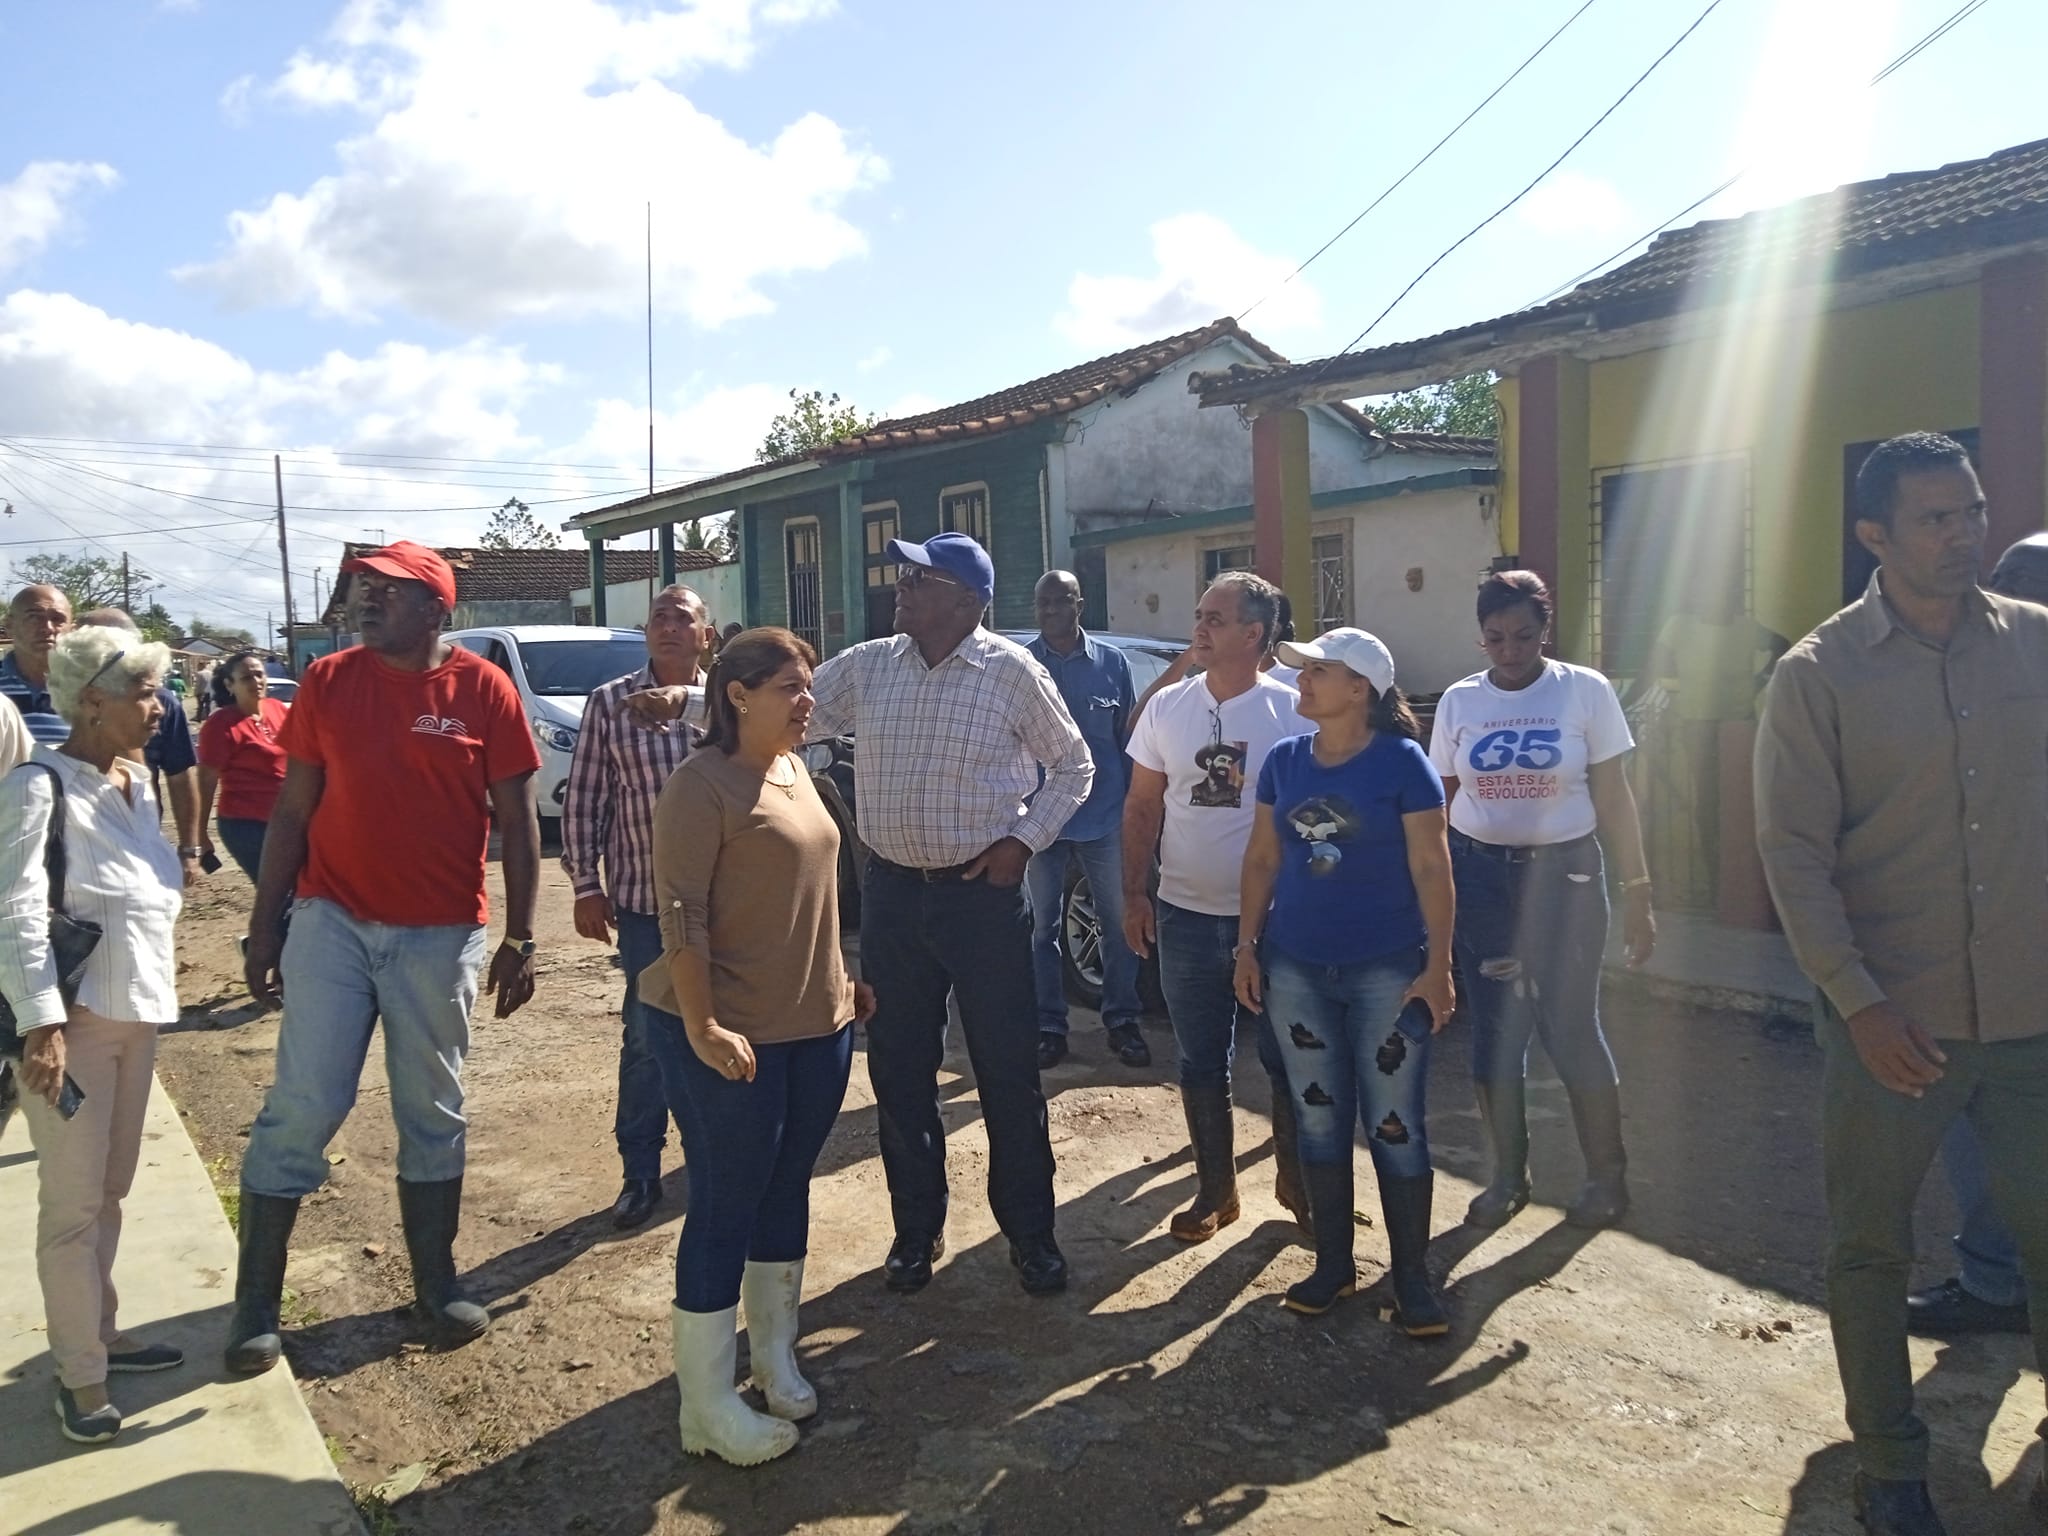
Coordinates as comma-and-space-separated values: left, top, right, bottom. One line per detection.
1522, 0, 1998, 309
0, 432, 719, 478
1238, 0, 1603, 322
1306, 0, 1726, 384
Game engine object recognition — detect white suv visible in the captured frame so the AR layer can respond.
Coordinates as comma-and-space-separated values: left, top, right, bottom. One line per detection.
445, 625, 652, 829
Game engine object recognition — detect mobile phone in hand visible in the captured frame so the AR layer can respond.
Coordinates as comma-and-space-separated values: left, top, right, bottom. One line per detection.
199, 850, 223, 874
55, 1072, 85, 1120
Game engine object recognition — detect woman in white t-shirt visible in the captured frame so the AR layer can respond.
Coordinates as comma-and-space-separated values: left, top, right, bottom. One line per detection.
1428, 571, 1655, 1233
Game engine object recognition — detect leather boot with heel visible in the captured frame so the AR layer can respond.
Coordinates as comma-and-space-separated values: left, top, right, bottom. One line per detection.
397, 1177, 491, 1344
1464, 1080, 1531, 1229
1169, 1082, 1240, 1242
1283, 1160, 1357, 1315
1564, 1078, 1630, 1229
225, 1188, 300, 1374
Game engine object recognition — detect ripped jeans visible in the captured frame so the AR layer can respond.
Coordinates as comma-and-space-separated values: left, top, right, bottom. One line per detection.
1263, 945, 1431, 1178
1449, 831, 1618, 1097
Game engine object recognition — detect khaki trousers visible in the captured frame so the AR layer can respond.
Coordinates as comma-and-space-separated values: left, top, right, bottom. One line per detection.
20, 1009, 159, 1390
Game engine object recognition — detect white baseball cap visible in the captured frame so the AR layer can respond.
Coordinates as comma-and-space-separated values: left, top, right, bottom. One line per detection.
1275, 628, 1396, 695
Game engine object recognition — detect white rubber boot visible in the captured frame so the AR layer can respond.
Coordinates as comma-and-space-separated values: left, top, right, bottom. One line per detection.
670, 1306, 799, 1466
742, 1259, 817, 1422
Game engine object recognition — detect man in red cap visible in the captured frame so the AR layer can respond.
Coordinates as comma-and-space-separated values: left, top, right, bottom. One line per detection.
225, 540, 544, 1372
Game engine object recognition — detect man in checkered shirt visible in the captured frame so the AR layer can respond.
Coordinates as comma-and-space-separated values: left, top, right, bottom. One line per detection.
808, 533, 1093, 1297
562, 584, 713, 1231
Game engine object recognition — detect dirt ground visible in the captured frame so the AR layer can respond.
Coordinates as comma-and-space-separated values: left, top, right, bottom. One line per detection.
153, 857, 2045, 1536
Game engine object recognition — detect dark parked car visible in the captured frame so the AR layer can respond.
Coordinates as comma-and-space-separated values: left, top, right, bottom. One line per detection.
801, 630, 1184, 1010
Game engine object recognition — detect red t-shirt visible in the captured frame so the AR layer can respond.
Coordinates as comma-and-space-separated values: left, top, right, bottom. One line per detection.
281, 646, 541, 927
197, 698, 290, 821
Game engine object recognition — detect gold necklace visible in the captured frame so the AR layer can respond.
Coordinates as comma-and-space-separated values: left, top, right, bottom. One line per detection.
764, 754, 799, 799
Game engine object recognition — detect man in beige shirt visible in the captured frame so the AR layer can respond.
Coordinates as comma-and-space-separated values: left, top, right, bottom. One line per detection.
1755, 431, 2048, 1536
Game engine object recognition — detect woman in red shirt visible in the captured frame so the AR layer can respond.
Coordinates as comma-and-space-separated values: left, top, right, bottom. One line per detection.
196, 651, 289, 881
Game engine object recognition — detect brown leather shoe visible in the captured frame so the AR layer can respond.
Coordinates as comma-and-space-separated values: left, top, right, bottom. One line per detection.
1270, 1089, 1312, 1240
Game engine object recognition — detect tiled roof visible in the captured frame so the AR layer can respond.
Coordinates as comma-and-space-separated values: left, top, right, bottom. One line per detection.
567, 319, 1488, 530
1194, 136, 2048, 408
323, 544, 726, 622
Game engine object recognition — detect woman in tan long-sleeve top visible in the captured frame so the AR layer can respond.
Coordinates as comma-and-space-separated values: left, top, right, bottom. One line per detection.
641, 626, 875, 1468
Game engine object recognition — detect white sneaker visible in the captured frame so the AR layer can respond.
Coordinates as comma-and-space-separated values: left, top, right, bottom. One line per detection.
742, 1259, 816, 1421
670, 1306, 798, 1467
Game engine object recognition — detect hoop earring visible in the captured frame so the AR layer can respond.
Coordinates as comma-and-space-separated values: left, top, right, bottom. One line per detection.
739, 703, 749, 715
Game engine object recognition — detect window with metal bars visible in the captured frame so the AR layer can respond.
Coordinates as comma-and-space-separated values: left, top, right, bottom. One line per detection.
784, 518, 822, 654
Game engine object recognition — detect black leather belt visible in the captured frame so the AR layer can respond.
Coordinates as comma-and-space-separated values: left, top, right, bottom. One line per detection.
1449, 830, 1598, 865
868, 853, 974, 883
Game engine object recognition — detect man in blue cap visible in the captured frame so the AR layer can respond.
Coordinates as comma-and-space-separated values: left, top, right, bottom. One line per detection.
808, 532, 1093, 1296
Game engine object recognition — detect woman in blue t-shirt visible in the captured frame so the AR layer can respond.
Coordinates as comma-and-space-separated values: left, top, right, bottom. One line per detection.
1233, 628, 1456, 1332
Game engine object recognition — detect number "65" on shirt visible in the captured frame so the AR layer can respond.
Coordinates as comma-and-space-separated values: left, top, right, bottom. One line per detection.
1468, 727, 1563, 773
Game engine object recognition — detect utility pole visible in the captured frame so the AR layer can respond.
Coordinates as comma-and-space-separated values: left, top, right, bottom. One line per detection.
122, 551, 132, 611
275, 454, 298, 676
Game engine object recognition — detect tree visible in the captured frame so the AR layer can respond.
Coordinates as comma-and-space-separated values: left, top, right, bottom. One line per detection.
681, 515, 735, 560
136, 602, 181, 646
1367, 372, 1499, 439
9, 551, 141, 612
187, 617, 258, 649
481, 497, 559, 550
757, 389, 879, 463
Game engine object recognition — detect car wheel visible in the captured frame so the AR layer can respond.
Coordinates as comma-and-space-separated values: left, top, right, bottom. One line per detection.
1060, 862, 1106, 1010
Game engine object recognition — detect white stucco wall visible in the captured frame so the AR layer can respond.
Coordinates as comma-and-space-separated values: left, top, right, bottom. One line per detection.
1099, 483, 1503, 696
571, 560, 742, 630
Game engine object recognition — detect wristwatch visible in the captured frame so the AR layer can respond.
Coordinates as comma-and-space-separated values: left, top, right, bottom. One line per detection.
500, 936, 537, 957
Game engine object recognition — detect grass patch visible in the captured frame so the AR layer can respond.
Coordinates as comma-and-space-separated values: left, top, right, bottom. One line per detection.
280, 1284, 323, 1328
349, 1488, 400, 1536
324, 1433, 348, 1466
205, 1153, 240, 1232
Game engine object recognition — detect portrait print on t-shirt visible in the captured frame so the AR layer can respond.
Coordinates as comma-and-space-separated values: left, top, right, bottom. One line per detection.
1284, 793, 1362, 875
1191, 740, 1248, 807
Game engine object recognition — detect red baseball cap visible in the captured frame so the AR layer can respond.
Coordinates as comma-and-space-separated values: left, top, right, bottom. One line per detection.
342, 540, 457, 611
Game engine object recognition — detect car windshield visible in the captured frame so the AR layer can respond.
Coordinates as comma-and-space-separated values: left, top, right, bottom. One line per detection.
517, 639, 649, 696
1122, 647, 1176, 696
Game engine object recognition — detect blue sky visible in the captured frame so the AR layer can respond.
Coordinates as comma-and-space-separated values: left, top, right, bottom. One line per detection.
0, 0, 2037, 630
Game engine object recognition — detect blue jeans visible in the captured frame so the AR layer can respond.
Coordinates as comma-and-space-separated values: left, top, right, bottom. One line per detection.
1264, 947, 1431, 1177
614, 909, 680, 1182
217, 816, 268, 882
1154, 899, 1286, 1093
1941, 1115, 2027, 1307
1024, 830, 1142, 1035
242, 897, 486, 1198
642, 1009, 852, 1313
1450, 832, 1619, 1095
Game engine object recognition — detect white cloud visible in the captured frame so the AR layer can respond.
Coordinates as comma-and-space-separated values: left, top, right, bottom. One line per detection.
565, 382, 794, 489
856, 345, 892, 373
180, 0, 883, 330
1517, 171, 1631, 238
0, 162, 120, 277
0, 289, 594, 626
1056, 213, 1320, 352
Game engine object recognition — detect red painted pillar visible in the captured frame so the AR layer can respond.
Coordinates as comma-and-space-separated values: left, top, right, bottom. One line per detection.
1517, 354, 1561, 590
1251, 408, 1313, 610
1979, 253, 2048, 558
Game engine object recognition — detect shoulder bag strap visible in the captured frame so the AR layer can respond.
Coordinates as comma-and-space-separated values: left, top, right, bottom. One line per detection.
16, 760, 69, 909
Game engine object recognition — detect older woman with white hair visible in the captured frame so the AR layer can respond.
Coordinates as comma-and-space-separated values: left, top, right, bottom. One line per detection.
0, 624, 185, 1445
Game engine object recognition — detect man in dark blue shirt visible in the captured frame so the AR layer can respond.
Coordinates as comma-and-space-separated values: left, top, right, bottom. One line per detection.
1024, 571, 1147, 1068
1, 584, 74, 745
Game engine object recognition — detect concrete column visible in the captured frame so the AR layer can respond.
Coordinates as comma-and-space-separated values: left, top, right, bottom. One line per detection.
657, 523, 676, 587
1979, 253, 2048, 561
837, 480, 865, 657
1251, 407, 1313, 618
587, 539, 607, 626
1515, 354, 1592, 658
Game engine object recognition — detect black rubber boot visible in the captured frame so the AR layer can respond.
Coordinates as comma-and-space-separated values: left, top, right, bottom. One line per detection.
1564, 1077, 1630, 1229
1283, 1160, 1356, 1315
1169, 1083, 1240, 1242
1268, 1081, 1312, 1241
1379, 1173, 1449, 1337
1464, 1080, 1531, 1229
397, 1177, 491, 1344
225, 1189, 301, 1373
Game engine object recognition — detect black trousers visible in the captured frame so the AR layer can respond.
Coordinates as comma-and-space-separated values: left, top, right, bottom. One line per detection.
859, 859, 1056, 1242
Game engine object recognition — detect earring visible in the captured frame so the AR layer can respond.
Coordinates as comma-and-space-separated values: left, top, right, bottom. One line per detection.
739, 703, 749, 715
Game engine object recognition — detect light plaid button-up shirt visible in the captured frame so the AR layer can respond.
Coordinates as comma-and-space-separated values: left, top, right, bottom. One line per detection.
561, 664, 703, 916
808, 629, 1092, 869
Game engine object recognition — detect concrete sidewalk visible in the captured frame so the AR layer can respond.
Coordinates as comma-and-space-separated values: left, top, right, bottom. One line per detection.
1606, 906, 1813, 1020
0, 1076, 362, 1536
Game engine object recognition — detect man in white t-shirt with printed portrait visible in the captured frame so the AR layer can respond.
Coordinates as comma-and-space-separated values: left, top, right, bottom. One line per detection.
1124, 571, 1310, 1245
